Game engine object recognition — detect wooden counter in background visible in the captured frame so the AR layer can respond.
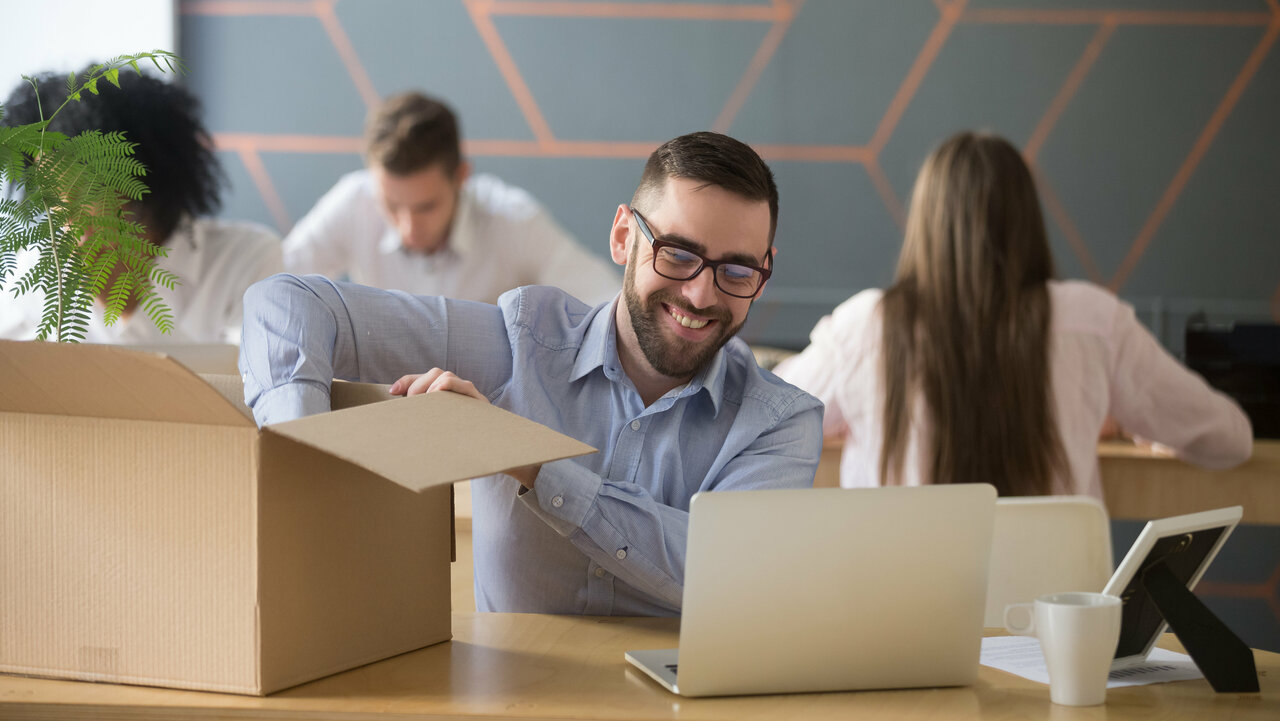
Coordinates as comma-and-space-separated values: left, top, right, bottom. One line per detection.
815, 438, 1280, 525
1099, 439, 1279, 524
813, 441, 843, 489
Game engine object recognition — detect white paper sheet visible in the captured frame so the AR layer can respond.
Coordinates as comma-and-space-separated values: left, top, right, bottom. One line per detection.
980, 636, 1205, 687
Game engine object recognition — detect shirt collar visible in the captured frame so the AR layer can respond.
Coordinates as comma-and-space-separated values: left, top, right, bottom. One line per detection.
569, 299, 729, 416
684, 343, 727, 417
569, 299, 618, 383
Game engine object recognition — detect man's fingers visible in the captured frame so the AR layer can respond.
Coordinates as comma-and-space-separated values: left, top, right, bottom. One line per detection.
387, 368, 445, 396
427, 373, 487, 402
389, 373, 423, 396
407, 368, 448, 396
390, 369, 487, 403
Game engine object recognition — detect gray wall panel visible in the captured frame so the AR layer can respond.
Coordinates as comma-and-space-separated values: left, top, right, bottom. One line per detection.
496, 15, 769, 141
1036, 25, 1262, 282
469, 155, 642, 264
181, 15, 366, 134
216, 149, 277, 231
729, 0, 938, 145
262, 152, 366, 225
1127, 43, 1280, 300
336, 0, 534, 139
178, 0, 1279, 353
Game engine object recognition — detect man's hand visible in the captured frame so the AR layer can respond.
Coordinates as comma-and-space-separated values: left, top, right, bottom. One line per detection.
389, 368, 542, 488
390, 367, 487, 401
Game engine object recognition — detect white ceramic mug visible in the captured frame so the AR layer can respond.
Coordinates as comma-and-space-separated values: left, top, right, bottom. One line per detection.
1004, 592, 1122, 706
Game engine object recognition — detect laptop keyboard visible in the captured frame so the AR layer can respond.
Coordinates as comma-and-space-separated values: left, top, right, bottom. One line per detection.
665, 663, 678, 677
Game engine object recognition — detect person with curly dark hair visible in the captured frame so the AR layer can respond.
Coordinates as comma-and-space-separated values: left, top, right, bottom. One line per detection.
0, 66, 282, 344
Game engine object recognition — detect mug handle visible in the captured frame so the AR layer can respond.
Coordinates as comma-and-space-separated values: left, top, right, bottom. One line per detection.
1004, 602, 1037, 635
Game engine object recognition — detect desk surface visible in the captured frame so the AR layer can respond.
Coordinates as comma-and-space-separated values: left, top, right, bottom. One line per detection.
2, 613, 1276, 720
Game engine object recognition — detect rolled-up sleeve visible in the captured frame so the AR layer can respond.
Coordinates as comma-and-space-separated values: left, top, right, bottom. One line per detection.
1107, 301, 1253, 468
238, 273, 513, 426
516, 397, 823, 610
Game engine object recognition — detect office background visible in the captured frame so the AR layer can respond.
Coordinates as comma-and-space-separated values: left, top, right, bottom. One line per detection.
181, 0, 1279, 358
159, 0, 1280, 651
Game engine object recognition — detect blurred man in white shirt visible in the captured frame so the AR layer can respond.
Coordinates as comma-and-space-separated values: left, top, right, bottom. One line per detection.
283, 92, 620, 305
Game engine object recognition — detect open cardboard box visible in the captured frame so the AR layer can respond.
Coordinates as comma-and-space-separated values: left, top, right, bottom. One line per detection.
0, 340, 594, 695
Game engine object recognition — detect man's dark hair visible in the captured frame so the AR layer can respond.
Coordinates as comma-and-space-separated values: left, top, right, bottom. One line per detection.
631, 131, 779, 243
364, 92, 462, 176
2, 68, 224, 242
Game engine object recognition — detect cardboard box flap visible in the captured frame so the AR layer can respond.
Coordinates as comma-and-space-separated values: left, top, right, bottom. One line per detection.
264, 391, 597, 492
198, 376, 391, 423
125, 343, 240, 374
0, 340, 253, 427
199, 373, 255, 421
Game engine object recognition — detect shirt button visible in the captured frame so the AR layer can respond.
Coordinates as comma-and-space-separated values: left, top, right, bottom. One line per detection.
630, 420, 641, 431
551, 495, 564, 508
615, 548, 627, 560
594, 567, 606, 578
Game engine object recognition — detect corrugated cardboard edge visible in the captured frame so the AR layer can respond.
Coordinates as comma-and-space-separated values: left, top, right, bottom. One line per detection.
260, 639, 452, 696
198, 375, 393, 422
1, 412, 261, 694
254, 433, 452, 695
0, 664, 265, 696
199, 374, 460, 561
264, 391, 597, 492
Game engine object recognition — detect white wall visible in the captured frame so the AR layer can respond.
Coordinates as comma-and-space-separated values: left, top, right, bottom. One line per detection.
0, 0, 177, 99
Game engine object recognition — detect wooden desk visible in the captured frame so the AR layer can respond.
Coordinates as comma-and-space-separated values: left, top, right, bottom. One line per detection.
1, 613, 1275, 720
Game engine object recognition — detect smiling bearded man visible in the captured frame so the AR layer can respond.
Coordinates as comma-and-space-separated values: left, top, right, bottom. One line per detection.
239, 131, 821, 617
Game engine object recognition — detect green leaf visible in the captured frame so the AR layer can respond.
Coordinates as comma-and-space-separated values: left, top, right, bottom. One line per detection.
4, 48, 188, 342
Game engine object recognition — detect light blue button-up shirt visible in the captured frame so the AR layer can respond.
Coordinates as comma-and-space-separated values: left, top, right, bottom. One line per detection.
240, 275, 823, 616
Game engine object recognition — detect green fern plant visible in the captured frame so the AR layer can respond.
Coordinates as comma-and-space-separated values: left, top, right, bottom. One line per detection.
0, 51, 184, 342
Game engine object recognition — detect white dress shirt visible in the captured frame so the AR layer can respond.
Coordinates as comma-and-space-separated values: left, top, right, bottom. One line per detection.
775, 280, 1253, 498
282, 170, 621, 306
0, 217, 282, 345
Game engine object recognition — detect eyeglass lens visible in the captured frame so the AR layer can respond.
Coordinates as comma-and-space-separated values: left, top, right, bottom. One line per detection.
652, 246, 763, 297
631, 207, 766, 298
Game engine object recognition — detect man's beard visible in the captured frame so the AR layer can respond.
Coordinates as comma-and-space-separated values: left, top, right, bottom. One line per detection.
623, 266, 744, 380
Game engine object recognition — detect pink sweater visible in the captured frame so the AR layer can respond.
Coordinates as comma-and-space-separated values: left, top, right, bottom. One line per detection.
775, 280, 1253, 498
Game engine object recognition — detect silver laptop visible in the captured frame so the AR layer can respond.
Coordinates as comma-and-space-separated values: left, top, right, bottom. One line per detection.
626, 484, 997, 697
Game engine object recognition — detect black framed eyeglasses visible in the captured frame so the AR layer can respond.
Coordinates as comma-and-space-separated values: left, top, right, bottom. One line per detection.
628, 206, 772, 299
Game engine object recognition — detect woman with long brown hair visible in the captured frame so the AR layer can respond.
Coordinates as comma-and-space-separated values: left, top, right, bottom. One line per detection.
776, 131, 1251, 496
